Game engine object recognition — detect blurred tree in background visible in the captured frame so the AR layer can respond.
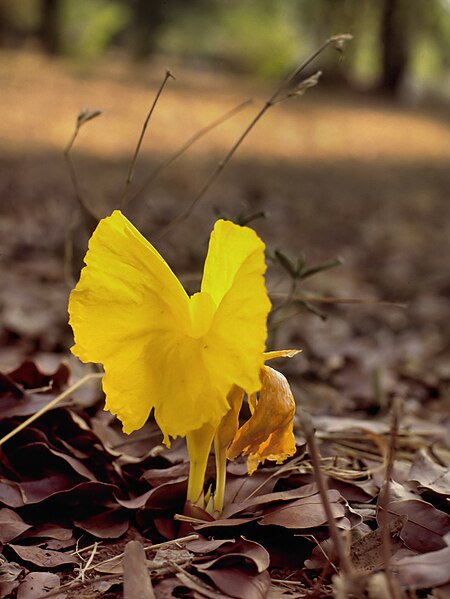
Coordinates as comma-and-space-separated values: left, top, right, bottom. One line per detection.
0, 0, 448, 97
39, 0, 62, 55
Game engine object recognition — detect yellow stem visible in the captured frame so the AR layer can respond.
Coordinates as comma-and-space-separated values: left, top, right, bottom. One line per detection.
185, 423, 215, 505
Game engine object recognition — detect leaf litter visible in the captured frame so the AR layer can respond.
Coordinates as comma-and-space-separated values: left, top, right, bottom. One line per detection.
0, 356, 448, 598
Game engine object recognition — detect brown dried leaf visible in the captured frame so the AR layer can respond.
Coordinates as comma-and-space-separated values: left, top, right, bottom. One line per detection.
22, 440, 96, 481
408, 449, 450, 497
21, 479, 120, 507
0, 556, 23, 584
0, 390, 59, 419
19, 473, 87, 505
175, 570, 231, 598
0, 579, 21, 599
0, 373, 24, 398
259, 491, 345, 529
115, 488, 154, 510
185, 538, 236, 554
386, 499, 450, 552
0, 508, 32, 542
75, 507, 129, 539
201, 568, 271, 599
196, 538, 270, 574
16, 572, 65, 598
136, 480, 188, 535
223, 468, 279, 506
393, 545, 450, 590
93, 555, 123, 575
18, 523, 73, 543
195, 516, 259, 531
152, 578, 182, 598
7, 361, 69, 392
0, 480, 23, 508
350, 515, 406, 573
7, 545, 79, 569
142, 463, 189, 487
222, 483, 318, 519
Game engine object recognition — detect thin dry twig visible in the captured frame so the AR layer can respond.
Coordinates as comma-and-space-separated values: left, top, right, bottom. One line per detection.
64, 108, 102, 225
156, 34, 352, 241
36, 573, 122, 599
124, 98, 252, 210
379, 398, 403, 599
242, 452, 307, 502
0, 372, 103, 447
39, 535, 201, 599
119, 69, 175, 209
173, 514, 210, 526
302, 413, 354, 577
270, 292, 407, 309
75, 541, 99, 583
83, 533, 200, 573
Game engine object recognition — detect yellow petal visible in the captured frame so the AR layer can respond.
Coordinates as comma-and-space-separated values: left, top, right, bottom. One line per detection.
215, 385, 245, 451
69, 210, 192, 434
201, 220, 271, 397
69, 212, 270, 443
227, 365, 296, 475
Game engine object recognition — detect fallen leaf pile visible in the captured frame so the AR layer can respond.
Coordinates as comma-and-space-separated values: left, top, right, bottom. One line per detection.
0, 360, 449, 598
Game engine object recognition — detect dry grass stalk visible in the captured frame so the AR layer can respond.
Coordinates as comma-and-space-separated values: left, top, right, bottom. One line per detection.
119, 69, 175, 209
156, 34, 352, 241
0, 372, 103, 447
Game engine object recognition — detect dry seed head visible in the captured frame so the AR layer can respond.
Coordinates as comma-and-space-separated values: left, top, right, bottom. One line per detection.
77, 108, 102, 128
328, 33, 353, 53
288, 70, 322, 98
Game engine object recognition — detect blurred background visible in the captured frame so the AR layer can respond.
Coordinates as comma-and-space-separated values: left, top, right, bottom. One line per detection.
1, 0, 449, 93
0, 0, 449, 417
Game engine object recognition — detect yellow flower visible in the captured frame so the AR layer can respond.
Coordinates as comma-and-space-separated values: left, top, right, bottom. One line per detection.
68, 210, 271, 506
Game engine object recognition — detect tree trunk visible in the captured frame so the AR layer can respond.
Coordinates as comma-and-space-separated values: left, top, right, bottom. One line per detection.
0, 3, 5, 47
380, 0, 409, 94
39, 0, 62, 55
131, 0, 166, 60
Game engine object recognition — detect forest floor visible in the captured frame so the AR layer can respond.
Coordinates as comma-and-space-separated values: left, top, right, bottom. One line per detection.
0, 49, 449, 598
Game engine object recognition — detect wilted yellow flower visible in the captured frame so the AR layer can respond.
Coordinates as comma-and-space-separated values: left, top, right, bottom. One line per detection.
213, 349, 299, 513
228, 356, 298, 474
68, 210, 271, 507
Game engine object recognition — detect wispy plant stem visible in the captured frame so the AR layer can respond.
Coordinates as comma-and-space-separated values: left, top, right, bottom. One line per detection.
125, 99, 252, 210
120, 69, 175, 209
64, 118, 100, 226
156, 35, 351, 241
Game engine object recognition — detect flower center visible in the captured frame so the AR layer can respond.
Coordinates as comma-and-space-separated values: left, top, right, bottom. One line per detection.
188, 291, 216, 339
